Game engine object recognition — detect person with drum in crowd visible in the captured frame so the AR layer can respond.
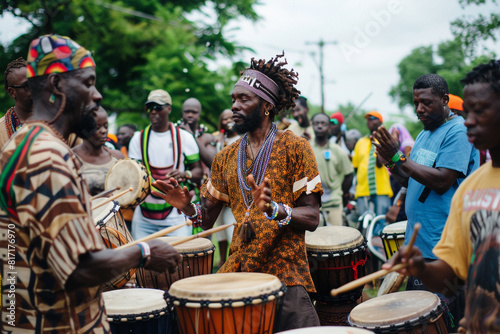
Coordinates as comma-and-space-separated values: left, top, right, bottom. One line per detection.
372, 73, 479, 332
0, 34, 180, 333
128, 89, 203, 238
310, 112, 353, 227
73, 106, 124, 196
152, 53, 323, 331
383, 60, 500, 333
1, 57, 33, 148
117, 123, 136, 158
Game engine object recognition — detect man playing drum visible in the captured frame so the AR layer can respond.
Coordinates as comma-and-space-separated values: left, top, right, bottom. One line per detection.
383, 60, 500, 333
153, 53, 323, 331
0, 34, 180, 333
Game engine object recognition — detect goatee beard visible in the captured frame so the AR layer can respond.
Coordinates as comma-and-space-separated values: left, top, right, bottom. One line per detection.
233, 101, 262, 134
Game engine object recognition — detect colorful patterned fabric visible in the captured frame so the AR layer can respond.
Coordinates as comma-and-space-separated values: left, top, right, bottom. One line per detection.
0, 123, 110, 333
26, 34, 95, 78
367, 144, 377, 195
201, 130, 322, 292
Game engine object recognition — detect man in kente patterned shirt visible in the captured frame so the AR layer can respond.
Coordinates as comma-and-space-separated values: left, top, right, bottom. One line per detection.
153, 53, 323, 332
0, 34, 179, 333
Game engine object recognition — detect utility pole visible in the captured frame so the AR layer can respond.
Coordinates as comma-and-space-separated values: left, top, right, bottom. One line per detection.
305, 39, 337, 113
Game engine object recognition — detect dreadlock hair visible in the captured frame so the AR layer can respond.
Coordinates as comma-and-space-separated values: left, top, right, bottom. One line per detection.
4, 57, 27, 92
413, 73, 449, 98
461, 59, 500, 95
245, 52, 300, 118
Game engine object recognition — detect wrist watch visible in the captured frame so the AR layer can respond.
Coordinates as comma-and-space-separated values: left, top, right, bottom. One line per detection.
185, 170, 192, 179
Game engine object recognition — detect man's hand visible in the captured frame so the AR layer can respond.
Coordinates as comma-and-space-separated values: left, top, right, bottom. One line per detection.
152, 178, 192, 213
145, 239, 181, 273
382, 245, 427, 278
167, 169, 187, 183
371, 125, 400, 162
247, 174, 273, 216
177, 122, 193, 135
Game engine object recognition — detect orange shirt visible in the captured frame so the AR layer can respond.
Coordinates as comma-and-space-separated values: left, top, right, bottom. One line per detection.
202, 130, 322, 292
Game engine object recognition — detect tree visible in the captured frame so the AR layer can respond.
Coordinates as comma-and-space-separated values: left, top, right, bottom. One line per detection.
389, 37, 494, 109
451, 0, 500, 57
0, 0, 259, 131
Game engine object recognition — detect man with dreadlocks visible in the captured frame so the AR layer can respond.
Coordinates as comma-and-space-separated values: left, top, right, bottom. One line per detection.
373, 73, 479, 332
153, 53, 323, 330
383, 60, 500, 333
0, 34, 180, 332
0, 57, 33, 148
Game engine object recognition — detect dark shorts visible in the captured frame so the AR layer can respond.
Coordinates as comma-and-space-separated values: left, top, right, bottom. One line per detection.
276, 285, 321, 332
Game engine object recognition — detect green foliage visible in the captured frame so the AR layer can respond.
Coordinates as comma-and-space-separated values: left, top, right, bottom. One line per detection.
451, 0, 500, 56
0, 0, 258, 129
389, 37, 496, 108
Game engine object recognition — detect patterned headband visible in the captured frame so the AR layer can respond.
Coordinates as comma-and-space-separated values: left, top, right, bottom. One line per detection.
26, 34, 95, 78
234, 69, 279, 106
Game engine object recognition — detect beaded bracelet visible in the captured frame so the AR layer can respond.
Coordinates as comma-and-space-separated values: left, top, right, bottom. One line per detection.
264, 201, 279, 221
276, 203, 292, 228
183, 202, 203, 227
137, 242, 151, 268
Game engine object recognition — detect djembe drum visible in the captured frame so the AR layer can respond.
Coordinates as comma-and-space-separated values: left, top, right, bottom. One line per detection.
348, 290, 448, 334
306, 226, 368, 326
136, 236, 215, 290
103, 288, 174, 334
92, 198, 135, 290
165, 272, 286, 334
280, 326, 374, 333
105, 158, 150, 209
380, 221, 407, 260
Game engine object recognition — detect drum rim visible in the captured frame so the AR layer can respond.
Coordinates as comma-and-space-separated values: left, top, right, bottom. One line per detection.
380, 221, 407, 235
105, 158, 150, 208
348, 291, 442, 328
307, 242, 367, 257
306, 226, 365, 251
166, 273, 285, 305
158, 236, 216, 254
376, 272, 405, 297
103, 288, 169, 316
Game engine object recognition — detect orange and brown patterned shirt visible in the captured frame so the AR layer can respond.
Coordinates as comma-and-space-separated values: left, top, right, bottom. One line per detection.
202, 130, 322, 292
0, 123, 110, 333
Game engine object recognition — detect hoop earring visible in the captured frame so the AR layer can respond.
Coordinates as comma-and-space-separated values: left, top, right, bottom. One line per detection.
265, 110, 270, 116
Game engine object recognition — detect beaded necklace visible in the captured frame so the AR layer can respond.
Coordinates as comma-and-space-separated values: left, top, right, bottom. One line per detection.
237, 123, 277, 221
26, 121, 69, 146
4, 107, 21, 138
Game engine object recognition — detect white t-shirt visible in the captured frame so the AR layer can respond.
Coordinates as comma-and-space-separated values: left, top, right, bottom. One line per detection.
128, 127, 200, 228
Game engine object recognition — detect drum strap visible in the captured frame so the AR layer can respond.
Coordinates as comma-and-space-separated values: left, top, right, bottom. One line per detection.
318, 257, 367, 280
139, 123, 182, 219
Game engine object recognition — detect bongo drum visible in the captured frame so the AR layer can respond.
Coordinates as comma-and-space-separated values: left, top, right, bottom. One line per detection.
103, 288, 174, 334
377, 272, 405, 296
380, 221, 407, 260
165, 272, 286, 334
279, 326, 373, 333
136, 236, 214, 290
306, 226, 368, 304
92, 198, 135, 290
348, 291, 448, 334
105, 158, 150, 209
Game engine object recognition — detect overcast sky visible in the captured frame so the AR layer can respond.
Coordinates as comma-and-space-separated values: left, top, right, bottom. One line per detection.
1, 0, 499, 122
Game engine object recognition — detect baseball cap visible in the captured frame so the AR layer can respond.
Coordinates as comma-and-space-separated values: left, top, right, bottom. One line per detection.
364, 111, 383, 123
448, 94, 463, 111
145, 89, 172, 106
330, 111, 344, 125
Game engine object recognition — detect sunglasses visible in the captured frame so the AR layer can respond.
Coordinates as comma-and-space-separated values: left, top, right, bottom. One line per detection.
145, 104, 165, 113
9, 82, 30, 92
367, 116, 379, 121
330, 118, 339, 125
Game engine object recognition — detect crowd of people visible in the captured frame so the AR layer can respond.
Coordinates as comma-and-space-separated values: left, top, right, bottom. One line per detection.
0, 33, 498, 333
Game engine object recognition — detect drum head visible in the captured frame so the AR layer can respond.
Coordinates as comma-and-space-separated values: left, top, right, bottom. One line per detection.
306, 226, 364, 252
349, 291, 440, 328
105, 158, 150, 207
159, 236, 215, 254
377, 272, 405, 296
91, 198, 119, 225
381, 221, 407, 237
168, 273, 283, 305
103, 288, 167, 315
280, 326, 374, 333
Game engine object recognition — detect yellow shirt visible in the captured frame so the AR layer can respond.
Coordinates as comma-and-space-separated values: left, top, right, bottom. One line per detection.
352, 136, 393, 198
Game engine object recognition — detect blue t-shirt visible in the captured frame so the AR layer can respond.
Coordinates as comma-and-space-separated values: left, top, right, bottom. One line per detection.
405, 116, 479, 259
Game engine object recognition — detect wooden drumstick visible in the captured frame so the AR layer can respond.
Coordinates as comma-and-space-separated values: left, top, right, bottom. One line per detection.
331, 223, 421, 297
92, 187, 133, 211
169, 223, 237, 246
90, 186, 121, 201
115, 221, 191, 250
